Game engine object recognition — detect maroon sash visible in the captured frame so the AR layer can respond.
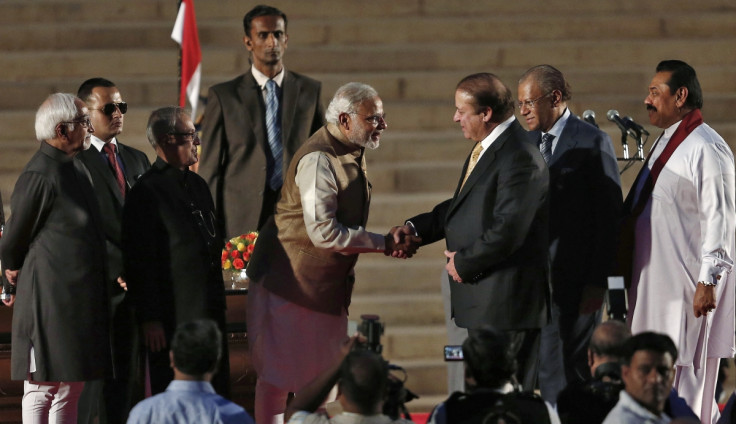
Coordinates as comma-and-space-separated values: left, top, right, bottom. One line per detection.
616, 109, 704, 287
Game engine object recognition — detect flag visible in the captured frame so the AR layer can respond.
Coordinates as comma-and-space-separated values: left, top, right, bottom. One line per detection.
171, 0, 202, 119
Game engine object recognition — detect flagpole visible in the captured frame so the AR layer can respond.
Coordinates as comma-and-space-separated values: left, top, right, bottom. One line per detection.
177, 0, 183, 107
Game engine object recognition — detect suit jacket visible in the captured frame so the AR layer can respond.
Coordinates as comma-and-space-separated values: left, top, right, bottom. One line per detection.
529, 116, 622, 311
410, 119, 550, 330
122, 157, 226, 335
78, 141, 151, 296
0, 142, 110, 381
198, 70, 324, 237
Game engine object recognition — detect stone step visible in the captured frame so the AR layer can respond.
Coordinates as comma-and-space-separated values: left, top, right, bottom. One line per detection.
4, 12, 736, 52
354, 258, 447, 297
386, 358, 449, 400
3, 0, 733, 25
382, 325, 449, 362
349, 293, 445, 327
5, 66, 736, 111
4, 37, 736, 82
2, 95, 735, 145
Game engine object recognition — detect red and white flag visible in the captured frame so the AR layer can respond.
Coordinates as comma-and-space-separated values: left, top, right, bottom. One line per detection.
171, 0, 202, 119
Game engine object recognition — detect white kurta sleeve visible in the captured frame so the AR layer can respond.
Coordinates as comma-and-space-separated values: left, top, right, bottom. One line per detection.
295, 151, 385, 254
694, 132, 736, 284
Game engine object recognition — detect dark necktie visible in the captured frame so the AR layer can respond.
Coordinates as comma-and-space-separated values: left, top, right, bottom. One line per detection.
265, 79, 283, 191
103, 143, 126, 198
539, 133, 554, 164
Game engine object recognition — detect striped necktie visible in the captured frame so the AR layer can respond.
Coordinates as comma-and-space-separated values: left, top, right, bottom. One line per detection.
539, 133, 554, 163
265, 79, 283, 190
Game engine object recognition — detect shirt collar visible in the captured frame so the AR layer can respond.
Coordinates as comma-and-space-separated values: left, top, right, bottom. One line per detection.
663, 118, 683, 139
479, 115, 516, 151
251, 65, 285, 89
89, 135, 119, 153
543, 108, 571, 139
153, 156, 189, 184
617, 390, 670, 421
165, 380, 216, 394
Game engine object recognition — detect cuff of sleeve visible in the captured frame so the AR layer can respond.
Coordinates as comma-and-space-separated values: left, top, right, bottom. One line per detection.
372, 232, 387, 251
404, 221, 418, 236
698, 263, 726, 285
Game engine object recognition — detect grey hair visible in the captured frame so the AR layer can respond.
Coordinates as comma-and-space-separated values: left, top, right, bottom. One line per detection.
324, 82, 379, 125
35, 93, 79, 141
146, 106, 187, 148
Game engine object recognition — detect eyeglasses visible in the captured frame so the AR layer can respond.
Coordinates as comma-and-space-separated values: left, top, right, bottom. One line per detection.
352, 113, 386, 126
62, 116, 92, 129
91, 102, 127, 115
168, 131, 199, 142
516, 92, 552, 110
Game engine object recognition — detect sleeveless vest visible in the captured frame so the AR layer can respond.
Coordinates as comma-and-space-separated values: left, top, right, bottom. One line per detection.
248, 124, 370, 315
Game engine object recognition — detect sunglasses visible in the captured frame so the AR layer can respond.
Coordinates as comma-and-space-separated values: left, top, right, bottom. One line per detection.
91, 102, 127, 116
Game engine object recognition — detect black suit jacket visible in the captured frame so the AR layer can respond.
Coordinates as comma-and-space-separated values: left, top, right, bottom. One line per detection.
198, 70, 324, 237
78, 141, 151, 295
410, 119, 550, 330
529, 116, 622, 310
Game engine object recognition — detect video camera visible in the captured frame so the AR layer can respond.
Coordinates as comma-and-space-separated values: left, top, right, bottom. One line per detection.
356, 314, 418, 420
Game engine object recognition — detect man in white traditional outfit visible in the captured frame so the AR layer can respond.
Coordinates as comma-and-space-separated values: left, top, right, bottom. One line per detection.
622, 60, 735, 424
245, 82, 420, 424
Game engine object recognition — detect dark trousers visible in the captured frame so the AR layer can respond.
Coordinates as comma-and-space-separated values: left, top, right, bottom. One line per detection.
78, 295, 141, 424
538, 302, 600, 404
467, 328, 541, 392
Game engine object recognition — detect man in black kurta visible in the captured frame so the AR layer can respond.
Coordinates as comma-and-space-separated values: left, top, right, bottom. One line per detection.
0, 93, 111, 422
122, 107, 228, 398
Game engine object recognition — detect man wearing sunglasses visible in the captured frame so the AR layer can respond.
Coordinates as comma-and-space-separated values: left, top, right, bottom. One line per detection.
76, 78, 151, 424
199, 4, 324, 238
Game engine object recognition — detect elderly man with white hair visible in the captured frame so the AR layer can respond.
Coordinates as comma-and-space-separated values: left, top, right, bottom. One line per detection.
245, 82, 420, 424
0, 93, 110, 423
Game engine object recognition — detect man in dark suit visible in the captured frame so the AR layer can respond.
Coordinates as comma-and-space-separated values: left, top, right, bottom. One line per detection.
122, 106, 229, 399
0, 93, 110, 422
199, 4, 324, 237
75, 78, 151, 423
399, 73, 550, 391
517, 65, 622, 405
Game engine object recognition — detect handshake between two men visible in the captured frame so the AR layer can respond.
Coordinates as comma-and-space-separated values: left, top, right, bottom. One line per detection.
384, 224, 422, 259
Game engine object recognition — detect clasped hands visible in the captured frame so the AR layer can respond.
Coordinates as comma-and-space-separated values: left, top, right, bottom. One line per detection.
384, 225, 422, 259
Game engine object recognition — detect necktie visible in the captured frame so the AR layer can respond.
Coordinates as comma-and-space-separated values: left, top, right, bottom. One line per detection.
102, 143, 126, 198
265, 79, 283, 191
539, 133, 554, 164
461, 142, 483, 190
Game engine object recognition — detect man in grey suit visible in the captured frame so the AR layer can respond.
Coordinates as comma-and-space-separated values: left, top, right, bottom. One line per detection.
400, 73, 550, 391
199, 4, 324, 237
76, 78, 151, 424
517, 65, 622, 405
0, 93, 110, 422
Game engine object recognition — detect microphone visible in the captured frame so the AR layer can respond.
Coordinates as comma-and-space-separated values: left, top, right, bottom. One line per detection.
623, 116, 650, 137
606, 110, 632, 135
607, 109, 633, 159
582, 110, 598, 128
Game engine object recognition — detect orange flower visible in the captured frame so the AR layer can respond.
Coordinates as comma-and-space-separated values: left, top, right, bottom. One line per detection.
230, 250, 239, 259
232, 258, 245, 270
247, 244, 255, 253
